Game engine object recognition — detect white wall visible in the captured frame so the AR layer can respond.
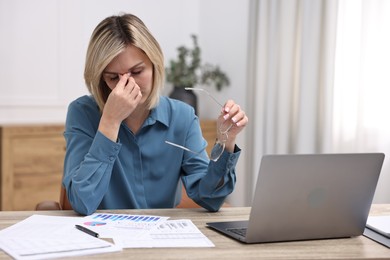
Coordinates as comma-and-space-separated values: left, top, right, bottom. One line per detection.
0, 0, 251, 205
0, 0, 249, 122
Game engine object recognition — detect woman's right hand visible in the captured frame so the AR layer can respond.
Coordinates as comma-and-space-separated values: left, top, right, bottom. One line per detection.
99, 73, 143, 141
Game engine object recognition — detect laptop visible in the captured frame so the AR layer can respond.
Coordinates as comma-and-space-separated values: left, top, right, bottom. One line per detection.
207, 153, 385, 243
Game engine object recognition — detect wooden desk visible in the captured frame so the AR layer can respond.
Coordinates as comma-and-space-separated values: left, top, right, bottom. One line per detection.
0, 205, 390, 259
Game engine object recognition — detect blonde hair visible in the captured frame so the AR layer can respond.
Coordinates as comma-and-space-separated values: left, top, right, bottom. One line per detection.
84, 13, 164, 111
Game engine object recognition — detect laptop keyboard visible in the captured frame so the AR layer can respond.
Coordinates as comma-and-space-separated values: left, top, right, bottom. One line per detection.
227, 227, 247, 237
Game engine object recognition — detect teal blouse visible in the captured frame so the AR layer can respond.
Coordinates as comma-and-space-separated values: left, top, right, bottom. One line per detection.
63, 95, 240, 215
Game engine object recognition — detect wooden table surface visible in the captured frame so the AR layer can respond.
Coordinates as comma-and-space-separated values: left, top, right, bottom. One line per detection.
0, 205, 390, 259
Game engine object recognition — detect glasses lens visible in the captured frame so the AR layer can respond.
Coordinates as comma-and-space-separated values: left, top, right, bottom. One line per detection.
210, 142, 225, 162
219, 120, 233, 134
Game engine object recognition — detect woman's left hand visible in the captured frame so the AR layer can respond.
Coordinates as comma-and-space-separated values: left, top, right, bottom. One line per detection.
217, 100, 248, 152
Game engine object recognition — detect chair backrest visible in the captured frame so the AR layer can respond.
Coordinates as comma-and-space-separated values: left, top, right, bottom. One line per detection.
59, 186, 73, 210
176, 186, 201, 208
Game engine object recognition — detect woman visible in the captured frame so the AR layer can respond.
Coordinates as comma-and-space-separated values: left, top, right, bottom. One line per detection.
63, 13, 248, 215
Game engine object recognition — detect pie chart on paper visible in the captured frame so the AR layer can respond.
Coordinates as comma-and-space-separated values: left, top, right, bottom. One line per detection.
83, 221, 107, 226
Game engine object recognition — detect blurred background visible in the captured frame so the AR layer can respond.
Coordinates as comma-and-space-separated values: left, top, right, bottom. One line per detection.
1, 0, 389, 207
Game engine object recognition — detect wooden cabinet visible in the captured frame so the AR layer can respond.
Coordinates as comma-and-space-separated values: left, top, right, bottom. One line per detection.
200, 120, 217, 156
0, 121, 216, 211
0, 125, 66, 211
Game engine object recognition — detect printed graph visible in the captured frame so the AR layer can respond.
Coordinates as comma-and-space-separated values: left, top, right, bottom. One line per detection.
83, 221, 107, 226
82, 213, 169, 230
92, 214, 162, 223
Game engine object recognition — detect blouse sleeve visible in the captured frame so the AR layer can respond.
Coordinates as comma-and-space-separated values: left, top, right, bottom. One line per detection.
179, 114, 241, 212
62, 97, 121, 215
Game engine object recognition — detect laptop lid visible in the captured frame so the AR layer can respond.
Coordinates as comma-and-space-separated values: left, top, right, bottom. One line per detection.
207, 153, 385, 244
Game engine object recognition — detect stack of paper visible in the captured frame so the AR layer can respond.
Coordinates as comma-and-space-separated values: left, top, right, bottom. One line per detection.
364, 215, 390, 248
366, 215, 390, 238
0, 213, 214, 259
0, 215, 121, 259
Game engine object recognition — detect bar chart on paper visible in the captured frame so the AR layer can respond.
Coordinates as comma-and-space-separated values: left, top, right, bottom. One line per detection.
83, 213, 169, 229
78, 213, 170, 241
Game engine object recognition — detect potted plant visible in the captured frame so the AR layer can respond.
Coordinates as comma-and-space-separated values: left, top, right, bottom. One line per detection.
166, 34, 230, 114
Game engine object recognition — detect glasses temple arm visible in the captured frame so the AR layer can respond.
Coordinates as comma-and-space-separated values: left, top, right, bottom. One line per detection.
185, 87, 225, 108
165, 141, 199, 154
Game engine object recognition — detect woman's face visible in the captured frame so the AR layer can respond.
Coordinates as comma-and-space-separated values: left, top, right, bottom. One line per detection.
102, 45, 153, 105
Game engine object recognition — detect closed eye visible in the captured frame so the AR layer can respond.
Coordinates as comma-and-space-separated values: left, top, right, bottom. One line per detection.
130, 69, 143, 75
109, 75, 119, 81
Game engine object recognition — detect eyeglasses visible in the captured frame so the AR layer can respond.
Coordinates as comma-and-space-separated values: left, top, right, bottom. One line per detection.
165, 87, 233, 162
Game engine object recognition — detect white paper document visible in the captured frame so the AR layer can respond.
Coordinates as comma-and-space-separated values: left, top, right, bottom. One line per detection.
366, 215, 390, 237
0, 215, 121, 260
79, 213, 214, 248
141, 219, 215, 248
0, 212, 214, 259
